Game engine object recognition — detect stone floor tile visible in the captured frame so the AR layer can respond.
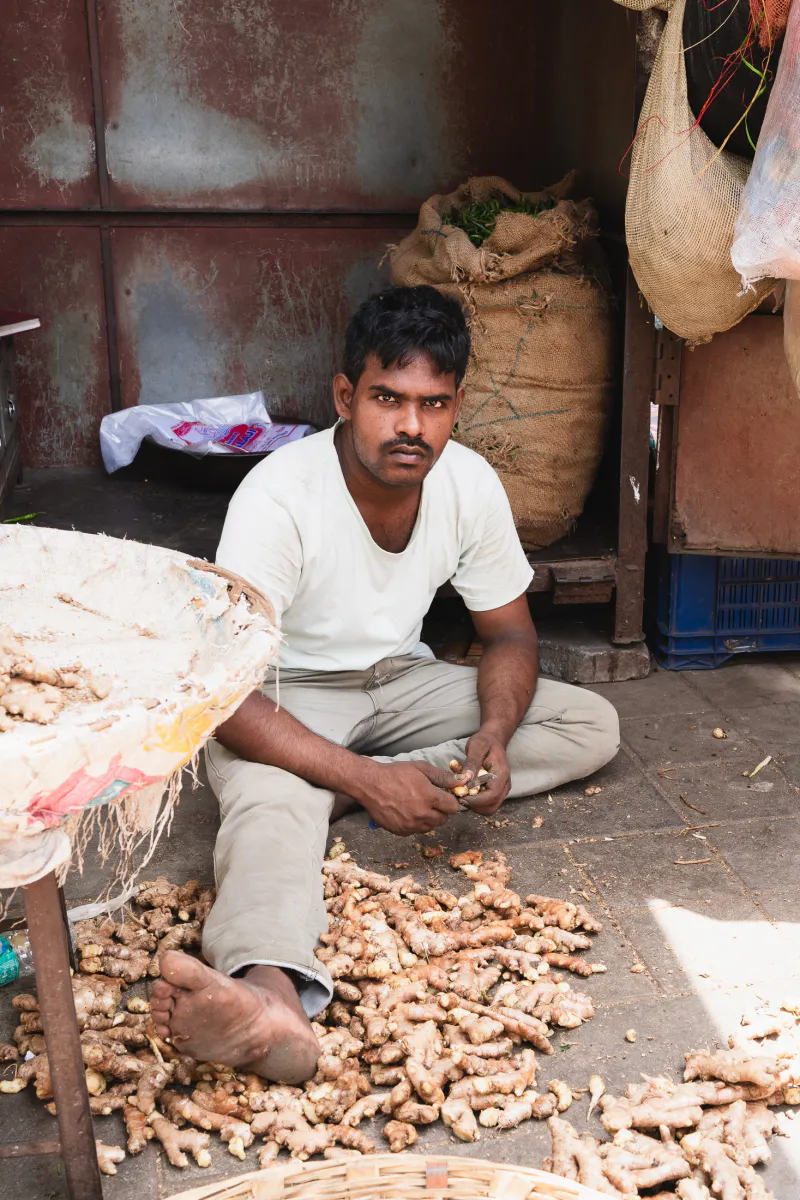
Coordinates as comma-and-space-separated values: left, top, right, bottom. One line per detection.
651, 755, 798, 822
688, 658, 800, 712
8, 467, 228, 562
768, 752, 800, 790
754, 888, 800, 924
537, 784, 683, 844
573, 830, 752, 912
615, 899, 800, 996
706, 816, 800, 894
153, 1138, 254, 1195
0, 1158, 65, 1198
728, 700, 800, 756
744, 888, 800, 962
585, 668, 707, 719
541, 750, 684, 840
620, 710, 758, 769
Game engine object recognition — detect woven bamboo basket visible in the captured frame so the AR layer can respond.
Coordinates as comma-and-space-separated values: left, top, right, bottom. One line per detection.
166, 1155, 607, 1200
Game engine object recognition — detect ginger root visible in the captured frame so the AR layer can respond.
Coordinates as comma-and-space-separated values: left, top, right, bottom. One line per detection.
95, 1141, 126, 1176
0, 679, 63, 724
548, 1079, 573, 1112
383, 1119, 417, 1152
684, 1049, 780, 1091
124, 1103, 153, 1154
682, 1131, 770, 1200
544, 1117, 622, 1196
441, 1094, 480, 1142
148, 1113, 212, 1168
135, 1061, 173, 1115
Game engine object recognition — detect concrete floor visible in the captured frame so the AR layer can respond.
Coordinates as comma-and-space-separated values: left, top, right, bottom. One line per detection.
2, 471, 800, 1197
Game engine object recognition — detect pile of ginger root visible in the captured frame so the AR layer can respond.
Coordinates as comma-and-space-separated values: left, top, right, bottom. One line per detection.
1, 847, 798, 1195
542, 1003, 800, 1200
0, 848, 608, 1174
0, 624, 109, 731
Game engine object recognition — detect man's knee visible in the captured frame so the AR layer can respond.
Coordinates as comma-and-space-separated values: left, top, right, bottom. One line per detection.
579, 688, 620, 773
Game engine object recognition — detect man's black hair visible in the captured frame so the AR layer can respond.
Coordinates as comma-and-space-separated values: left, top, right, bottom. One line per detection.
343, 285, 470, 388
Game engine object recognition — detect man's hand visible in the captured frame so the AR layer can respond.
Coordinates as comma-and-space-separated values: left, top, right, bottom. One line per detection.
363, 761, 462, 836
459, 729, 512, 815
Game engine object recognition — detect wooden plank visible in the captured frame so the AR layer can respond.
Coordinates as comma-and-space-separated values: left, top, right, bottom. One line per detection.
23, 872, 103, 1199
614, 270, 654, 643
671, 314, 800, 555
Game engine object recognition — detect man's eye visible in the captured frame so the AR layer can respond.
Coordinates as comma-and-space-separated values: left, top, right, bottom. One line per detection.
377, 393, 396, 403
424, 399, 443, 409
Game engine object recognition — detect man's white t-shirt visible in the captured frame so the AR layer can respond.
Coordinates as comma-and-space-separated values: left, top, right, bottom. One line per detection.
216, 425, 534, 672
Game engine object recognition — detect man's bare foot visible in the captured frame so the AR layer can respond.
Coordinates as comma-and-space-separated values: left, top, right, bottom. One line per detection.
150, 952, 320, 1084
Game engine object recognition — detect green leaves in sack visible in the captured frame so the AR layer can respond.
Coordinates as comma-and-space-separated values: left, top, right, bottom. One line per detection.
446, 193, 556, 248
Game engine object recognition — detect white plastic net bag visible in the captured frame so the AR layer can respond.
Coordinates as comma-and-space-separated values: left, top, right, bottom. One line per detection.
731, 2, 800, 287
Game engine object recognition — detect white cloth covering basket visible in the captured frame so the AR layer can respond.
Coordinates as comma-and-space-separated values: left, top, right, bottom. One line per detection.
0, 525, 279, 888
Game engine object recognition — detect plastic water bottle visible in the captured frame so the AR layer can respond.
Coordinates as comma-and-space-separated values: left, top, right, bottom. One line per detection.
0, 929, 36, 987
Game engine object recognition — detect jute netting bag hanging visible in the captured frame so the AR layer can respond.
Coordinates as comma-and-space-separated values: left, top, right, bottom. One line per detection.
751, 0, 792, 48
624, 0, 775, 343
390, 175, 614, 551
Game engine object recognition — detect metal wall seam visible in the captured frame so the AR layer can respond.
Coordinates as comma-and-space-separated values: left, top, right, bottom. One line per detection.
84, 0, 123, 409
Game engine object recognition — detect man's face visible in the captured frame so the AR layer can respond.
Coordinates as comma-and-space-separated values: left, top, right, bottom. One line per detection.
333, 352, 463, 487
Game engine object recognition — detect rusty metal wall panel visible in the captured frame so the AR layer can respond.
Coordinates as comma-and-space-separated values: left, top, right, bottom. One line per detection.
98, 0, 540, 211
0, 228, 109, 466
111, 226, 401, 425
0, 0, 98, 209
672, 315, 800, 556
531, 0, 636, 234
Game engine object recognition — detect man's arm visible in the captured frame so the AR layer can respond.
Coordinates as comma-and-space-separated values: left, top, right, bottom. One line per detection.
215, 692, 460, 835
458, 594, 538, 814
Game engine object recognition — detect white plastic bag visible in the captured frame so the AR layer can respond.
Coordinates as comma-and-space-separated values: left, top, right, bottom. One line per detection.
731, 3, 800, 287
100, 391, 314, 473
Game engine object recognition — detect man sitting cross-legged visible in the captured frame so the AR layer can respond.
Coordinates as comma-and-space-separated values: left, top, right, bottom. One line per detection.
151, 285, 619, 1084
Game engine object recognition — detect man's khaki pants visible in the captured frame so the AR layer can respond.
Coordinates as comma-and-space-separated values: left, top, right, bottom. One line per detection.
202, 655, 619, 1016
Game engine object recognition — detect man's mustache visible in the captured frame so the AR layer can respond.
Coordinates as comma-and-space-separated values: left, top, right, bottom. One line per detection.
382, 436, 433, 455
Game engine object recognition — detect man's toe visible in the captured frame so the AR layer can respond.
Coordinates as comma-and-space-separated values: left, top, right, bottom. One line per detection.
151, 977, 177, 1003
159, 949, 215, 990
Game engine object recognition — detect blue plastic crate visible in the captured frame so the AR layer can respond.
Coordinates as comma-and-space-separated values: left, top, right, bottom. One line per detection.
654, 554, 800, 670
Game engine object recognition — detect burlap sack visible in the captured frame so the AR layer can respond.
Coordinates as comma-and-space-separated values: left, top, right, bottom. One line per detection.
613, 0, 672, 9
625, 0, 775, 343
390, 176, 613, 550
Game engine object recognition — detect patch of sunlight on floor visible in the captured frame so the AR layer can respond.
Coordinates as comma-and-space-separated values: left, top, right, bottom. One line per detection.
648, 900, 798, 997
649, 899, 800, 1183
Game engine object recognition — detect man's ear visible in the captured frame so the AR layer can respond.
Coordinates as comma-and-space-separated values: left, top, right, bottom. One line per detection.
453, 384, 465, 421
333, 373, 355, 421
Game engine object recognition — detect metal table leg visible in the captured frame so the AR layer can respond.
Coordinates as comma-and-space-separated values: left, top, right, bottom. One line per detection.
21, 870, 103, 1198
